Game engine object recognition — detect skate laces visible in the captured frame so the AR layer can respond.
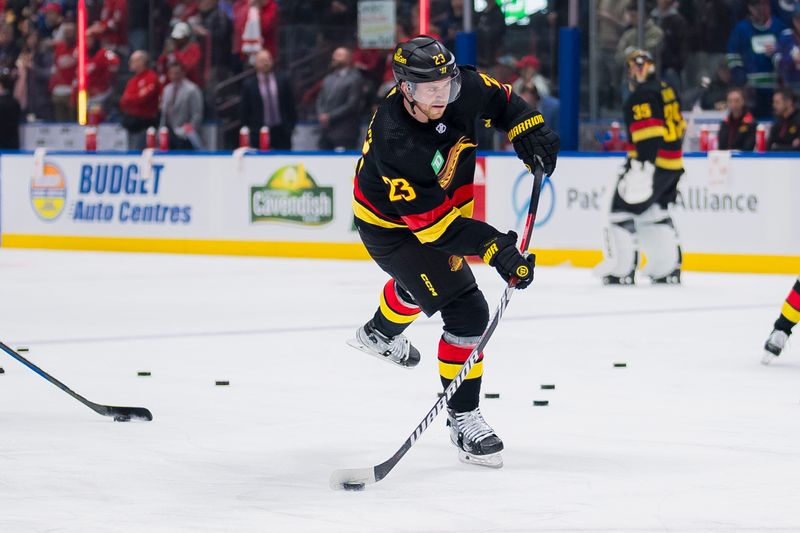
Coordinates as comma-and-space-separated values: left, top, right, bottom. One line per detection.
454, 408, 494, 443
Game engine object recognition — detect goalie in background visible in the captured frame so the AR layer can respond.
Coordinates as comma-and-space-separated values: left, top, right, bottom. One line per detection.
762, 277, 800, 364
594, 49, 686, 286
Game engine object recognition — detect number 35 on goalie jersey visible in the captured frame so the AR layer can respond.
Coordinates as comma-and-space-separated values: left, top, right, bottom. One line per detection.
625, 80, 686, 171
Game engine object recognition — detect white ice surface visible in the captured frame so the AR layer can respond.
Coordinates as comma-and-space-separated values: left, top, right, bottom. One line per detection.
1, 249, 799, 532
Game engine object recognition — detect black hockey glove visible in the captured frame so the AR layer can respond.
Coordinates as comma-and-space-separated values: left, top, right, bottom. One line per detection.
508, 111, 560, 176
479, 231, 536, 289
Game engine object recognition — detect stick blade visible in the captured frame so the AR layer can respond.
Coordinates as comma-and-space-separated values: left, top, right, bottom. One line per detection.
329, 467, 376, 491
98, 405, 154, 421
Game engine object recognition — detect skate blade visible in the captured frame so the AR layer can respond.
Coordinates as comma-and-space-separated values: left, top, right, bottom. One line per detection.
458, 450, 503, 469
345, 338, 414, 370
761, 350, 778, 365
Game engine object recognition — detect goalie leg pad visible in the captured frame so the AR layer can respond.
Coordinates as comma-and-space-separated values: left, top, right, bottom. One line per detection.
594, 213, 638, 282
635, 205, 682, 281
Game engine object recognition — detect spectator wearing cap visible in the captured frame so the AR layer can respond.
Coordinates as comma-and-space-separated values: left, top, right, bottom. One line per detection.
233, 0, 278, 65
767, 87, 800, 150
36, 2, 63, 40
316, 47, 362, 151
512, 55, 551, 98
240, 49, 296, 149
89, 0, 127, 53
158, 22, 204, 88
120, 51, 160, 150
50, 21, 77, 121
160, 60, 204, 150
776, 4, 800, 92
0, 71, 21, 149
717, 87, 757, 151
727, 0, 787, 119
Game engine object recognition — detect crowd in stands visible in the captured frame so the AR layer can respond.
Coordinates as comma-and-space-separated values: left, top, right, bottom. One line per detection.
0, 0, 798, 152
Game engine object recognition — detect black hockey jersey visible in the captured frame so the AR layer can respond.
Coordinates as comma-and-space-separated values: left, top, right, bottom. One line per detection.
624, 76, 686, 171
353, 67, 531, 256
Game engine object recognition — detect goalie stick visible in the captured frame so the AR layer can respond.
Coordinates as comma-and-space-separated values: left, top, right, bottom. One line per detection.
330, 164, 545, 490
0, 341, 153, 421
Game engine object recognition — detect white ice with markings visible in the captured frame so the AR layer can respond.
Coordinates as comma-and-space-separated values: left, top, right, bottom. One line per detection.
1, 249, 799, 532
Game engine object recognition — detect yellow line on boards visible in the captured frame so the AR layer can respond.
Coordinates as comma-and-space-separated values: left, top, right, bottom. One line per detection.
2, 235, 799, 274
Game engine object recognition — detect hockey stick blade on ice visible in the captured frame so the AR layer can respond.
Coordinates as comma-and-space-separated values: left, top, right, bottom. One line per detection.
330, 164, 545, 490
0, 341, 153, 421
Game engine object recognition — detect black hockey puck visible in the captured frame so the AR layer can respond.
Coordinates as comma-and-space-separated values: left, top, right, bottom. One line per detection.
342, 482, 365, 491
137, 371, 151, 377
484, 393, 500, 399
0, 367, 4, 374
215, 380, 230, 386
540, 384, 555, 390
533, 400, 549, 406
17, 347, 28, 353
613, 362, 627, 368
114, 415, 131, 422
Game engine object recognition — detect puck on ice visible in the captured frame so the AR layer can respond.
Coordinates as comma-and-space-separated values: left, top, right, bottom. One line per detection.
342, 482, 365, 491
137, 371, 151, 377
17, 347, 28, 353
215, 380, 230, 386
533, 400, 549, 406
613, 362, 627, 368
0, 367, 4, 374
484, 393, 500, 399
540, 384, 555, 390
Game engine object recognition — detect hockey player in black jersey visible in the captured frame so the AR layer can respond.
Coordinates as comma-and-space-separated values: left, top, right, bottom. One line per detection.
595, 49, 686, 286
348, 36, 559, 468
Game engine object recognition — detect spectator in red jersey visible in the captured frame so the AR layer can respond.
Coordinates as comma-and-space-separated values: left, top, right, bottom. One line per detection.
717, 87, 757, 151
49, 21, 77, 121
80, 27, 121, 124
233, 0, 277, 64
88, 0, 127, 53
120, 51, 160, 150
158, 22, 204, 87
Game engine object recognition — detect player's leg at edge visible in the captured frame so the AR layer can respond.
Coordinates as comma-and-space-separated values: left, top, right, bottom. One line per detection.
347, 278, 422, 368
762, 276, 800, 365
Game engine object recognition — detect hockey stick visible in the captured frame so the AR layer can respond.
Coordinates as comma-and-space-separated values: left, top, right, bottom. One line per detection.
0, 341, 153, 421
330, 164, 545, 490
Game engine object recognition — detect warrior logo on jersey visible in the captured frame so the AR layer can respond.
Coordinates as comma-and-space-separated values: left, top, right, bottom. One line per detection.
250, 164, 333, 225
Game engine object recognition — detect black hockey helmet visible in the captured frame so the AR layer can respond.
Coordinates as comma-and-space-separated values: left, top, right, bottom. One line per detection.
392, 36, 461, 104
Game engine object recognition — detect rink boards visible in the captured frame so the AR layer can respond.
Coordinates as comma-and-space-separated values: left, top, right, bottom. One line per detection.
0, 150, 797, 273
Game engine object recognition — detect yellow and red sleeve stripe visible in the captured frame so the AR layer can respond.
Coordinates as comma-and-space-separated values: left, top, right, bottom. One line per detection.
352, 178, 406, 229
438, 337, 483, 380
379, 279, 421, 325
781, 283, 800, 324
630, 118, 666, 143
403, 200, 462, 244
655, 148, 684, 170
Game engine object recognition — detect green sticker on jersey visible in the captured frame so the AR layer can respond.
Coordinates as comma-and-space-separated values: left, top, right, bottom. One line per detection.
431, 150, 445, 174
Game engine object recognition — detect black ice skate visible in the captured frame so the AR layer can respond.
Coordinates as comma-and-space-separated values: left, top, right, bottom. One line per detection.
651, 268, 681, 285
346, 322, 421, 368
446, 407, 504, 468
762, 329, 789, 365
